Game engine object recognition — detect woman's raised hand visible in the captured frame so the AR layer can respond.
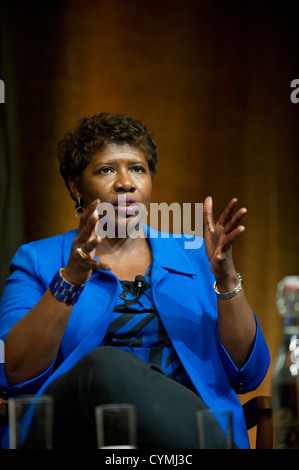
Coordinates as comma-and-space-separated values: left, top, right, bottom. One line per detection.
203, 196, 247, 283
63, 199, 112, 286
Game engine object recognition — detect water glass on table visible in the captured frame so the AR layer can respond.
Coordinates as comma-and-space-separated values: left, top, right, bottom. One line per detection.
197, 409, 233, 449
95, 403, 137, 449
8, 394, 54, 449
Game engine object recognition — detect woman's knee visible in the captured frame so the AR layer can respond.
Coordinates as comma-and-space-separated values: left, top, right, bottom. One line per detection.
76, 347, 143, 391
49, 347, 158, 406
79, 346, 139, 373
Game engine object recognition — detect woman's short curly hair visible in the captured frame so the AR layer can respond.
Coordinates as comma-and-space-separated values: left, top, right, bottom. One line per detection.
57, 112, 158, 203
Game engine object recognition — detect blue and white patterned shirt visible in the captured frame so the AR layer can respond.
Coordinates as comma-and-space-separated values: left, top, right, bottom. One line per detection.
102, 264, 192, 388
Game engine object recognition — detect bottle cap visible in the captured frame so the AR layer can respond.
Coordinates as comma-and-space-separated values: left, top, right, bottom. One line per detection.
276, 276, 299, 315
282, 276, 299, 291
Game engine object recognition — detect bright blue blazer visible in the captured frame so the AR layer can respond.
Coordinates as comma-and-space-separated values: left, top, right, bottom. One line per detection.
0, 226, 270, 448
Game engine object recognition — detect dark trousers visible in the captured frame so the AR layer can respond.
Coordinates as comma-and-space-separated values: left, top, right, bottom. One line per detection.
46, 346, 209, 449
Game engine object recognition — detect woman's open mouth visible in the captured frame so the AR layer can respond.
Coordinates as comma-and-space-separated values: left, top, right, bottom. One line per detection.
113, 197, 139, 217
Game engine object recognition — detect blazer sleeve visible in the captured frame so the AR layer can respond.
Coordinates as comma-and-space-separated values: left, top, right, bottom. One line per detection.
215, 312, 270, 393
0, 243, 57, 394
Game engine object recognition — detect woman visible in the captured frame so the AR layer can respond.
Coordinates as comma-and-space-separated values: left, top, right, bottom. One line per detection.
0, 113, 269, 448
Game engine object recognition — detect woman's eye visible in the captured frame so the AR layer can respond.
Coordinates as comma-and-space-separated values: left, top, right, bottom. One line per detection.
98, 167, 112, 174
132, 166, 145, 173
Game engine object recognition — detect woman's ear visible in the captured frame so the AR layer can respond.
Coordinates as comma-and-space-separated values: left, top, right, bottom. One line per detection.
68, 177, 82, 199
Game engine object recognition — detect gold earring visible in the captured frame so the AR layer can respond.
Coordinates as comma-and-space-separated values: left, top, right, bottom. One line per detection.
76, 197, 85, 216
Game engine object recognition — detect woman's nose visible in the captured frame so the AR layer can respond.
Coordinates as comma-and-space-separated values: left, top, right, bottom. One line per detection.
114, 171, 136, 192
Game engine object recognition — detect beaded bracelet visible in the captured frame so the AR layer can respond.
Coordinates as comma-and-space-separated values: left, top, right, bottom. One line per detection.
49, 268, 84, 305
213, 273, 243, 300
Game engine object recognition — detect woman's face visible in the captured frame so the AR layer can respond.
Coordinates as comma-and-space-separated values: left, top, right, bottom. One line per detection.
70, 144, 152, 228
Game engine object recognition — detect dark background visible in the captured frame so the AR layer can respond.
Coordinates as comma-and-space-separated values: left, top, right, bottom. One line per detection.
1, 0, 299, 446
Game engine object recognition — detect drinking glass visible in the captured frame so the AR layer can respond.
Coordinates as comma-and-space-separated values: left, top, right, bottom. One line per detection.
95, 403, 137, 449
9, 394, 54, 449
197, 409, 233, 449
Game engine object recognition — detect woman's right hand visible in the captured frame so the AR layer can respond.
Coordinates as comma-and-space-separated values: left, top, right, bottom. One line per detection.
63, 199, 112, 286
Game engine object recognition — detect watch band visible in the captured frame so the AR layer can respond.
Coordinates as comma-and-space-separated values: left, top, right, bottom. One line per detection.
213, 273, 243, 300
49, 268, 84, 305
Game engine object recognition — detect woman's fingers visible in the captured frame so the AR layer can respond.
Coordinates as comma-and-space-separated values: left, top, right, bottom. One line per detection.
94, 260, 112, 271
72, 236, 112, 271
65, 200, 112, 285
72, 199, 101, 260
218, 198, 238, 227
79, 236, 100, 255
77, 199, 100, 240
222, 225, 245, 252
76, 254, 112, 271
218, 199, 246, 250
224, 207, 247, 235
216, 198, 247, 233
203, 196, 215, 232
204, 196, 247, 257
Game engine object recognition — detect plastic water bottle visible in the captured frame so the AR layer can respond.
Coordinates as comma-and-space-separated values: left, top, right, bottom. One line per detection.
272, 276, 299, 448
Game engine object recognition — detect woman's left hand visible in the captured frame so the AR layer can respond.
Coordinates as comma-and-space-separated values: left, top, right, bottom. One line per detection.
203, 196, 247, 283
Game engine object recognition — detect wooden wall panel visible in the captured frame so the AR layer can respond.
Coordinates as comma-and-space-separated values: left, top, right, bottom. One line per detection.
3, 0, 299, 446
